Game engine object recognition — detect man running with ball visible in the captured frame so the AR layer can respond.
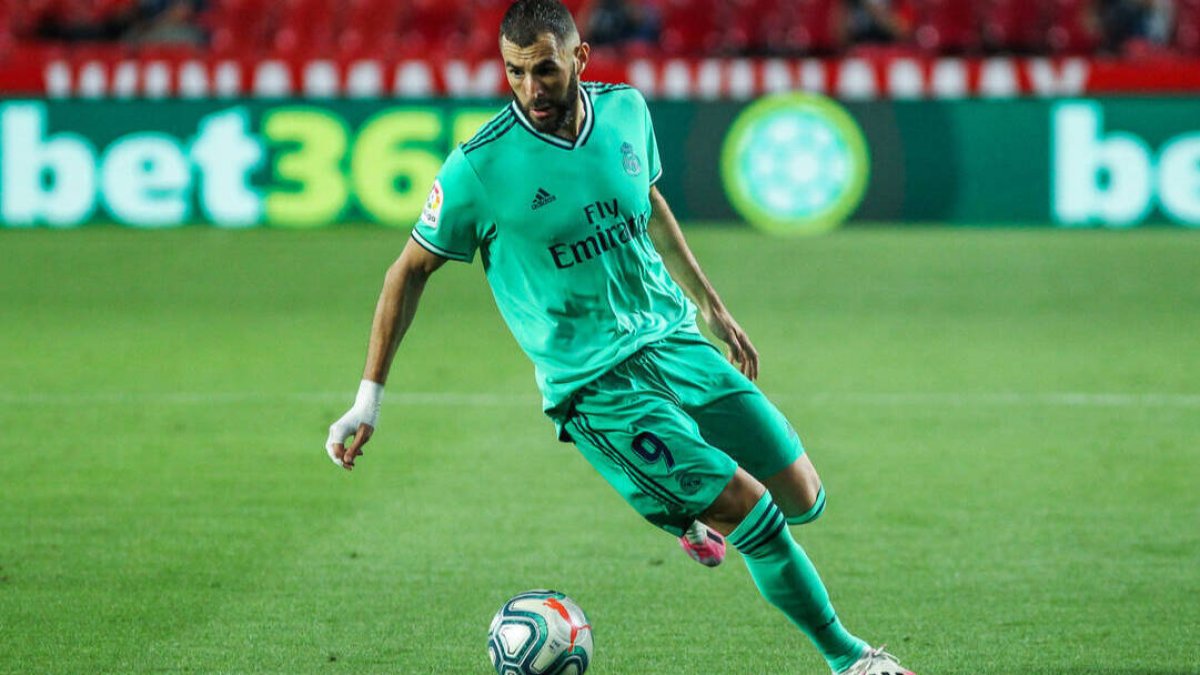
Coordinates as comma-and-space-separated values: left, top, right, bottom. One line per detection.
327, 2, 915, 672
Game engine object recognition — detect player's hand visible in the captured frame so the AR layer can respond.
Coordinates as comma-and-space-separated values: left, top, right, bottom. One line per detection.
324, 380, 384, 471
704, 306, 759, 380
326, 413, 374, 470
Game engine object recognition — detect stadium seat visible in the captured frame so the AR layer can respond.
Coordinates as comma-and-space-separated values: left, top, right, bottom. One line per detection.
654, 0, 721, 56
461, 0, 509, 58
0, 16, 12, 59
272, 0, 337, 57
95, 0, 136, 22
406, 0, 468, 44
6, 0, 1200, 67
207, 0, 271, 55
1177, 0, 1200, 53
913, 0, 979, 53
784, 0, 842, 54
1045, 0, 1099, 54
721, 0, 780, 55
336, 0, 403, 59
980, 0, 1044, 53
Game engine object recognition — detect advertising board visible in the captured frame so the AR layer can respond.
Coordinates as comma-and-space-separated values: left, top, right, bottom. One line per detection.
1, 97, 1197, 229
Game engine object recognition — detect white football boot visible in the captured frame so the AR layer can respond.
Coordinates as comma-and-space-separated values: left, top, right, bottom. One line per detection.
836, 645, 915, 675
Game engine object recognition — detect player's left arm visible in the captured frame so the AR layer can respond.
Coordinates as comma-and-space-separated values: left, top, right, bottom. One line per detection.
647, 186, 759, 380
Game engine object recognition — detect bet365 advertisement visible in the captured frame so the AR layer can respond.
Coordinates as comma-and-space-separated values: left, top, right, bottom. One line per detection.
1, 97, 1198, 231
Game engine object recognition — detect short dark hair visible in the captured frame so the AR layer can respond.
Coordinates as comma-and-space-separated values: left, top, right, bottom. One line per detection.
500, 0, 578, 47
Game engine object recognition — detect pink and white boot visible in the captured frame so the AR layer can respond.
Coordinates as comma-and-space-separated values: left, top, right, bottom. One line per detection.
678, 521, 726, 567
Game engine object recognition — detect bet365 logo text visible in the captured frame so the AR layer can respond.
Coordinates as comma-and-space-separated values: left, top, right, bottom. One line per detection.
1054, 102, 1200, 227
0, 102, 493, 228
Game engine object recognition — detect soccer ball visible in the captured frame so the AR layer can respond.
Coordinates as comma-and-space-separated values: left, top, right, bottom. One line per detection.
487, 589, 593, 675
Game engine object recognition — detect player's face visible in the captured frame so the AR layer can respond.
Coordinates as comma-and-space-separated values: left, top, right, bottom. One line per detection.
501, 33, 588, 135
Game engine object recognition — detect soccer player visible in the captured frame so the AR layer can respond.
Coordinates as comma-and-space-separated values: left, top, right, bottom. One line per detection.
325, 1, 914, 673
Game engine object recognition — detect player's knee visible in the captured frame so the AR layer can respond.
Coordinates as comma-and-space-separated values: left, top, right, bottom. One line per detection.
700, 468, 766, 536
785, 485, 826, 526
762, 455, 823, 524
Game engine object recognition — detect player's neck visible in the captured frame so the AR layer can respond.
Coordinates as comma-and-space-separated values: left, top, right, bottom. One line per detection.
551, 94, 586, 143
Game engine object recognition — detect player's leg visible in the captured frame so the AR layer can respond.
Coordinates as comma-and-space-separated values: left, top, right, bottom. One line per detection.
763, 453, 827, 525
700, 467, 869, 674
559, 350, 913, 674
679, 448, 828, 579
694, 392, 831, 525
558, 364, 742, 542
677, 404, 822, 567
654, 334, 829, 525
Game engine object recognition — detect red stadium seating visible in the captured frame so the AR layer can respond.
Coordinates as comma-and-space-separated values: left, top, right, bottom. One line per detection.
654, 0, 722, 56
0, 0, 1196, 64
1044, 0, 1099, 54
785, 0, 842, 54
720, 0, 762, 54
208, 0, 271, 56
0, 3, 12, 55
273, 0, 338, 57
1178, 0, 1200, 53
913, 0, 979, 53
980, 0, 1043, 53
336, 0, 404, 58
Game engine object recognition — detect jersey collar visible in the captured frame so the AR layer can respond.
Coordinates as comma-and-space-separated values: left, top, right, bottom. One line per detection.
510, 86, 594, 151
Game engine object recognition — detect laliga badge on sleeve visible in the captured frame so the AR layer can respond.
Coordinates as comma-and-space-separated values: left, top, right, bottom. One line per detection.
421, 179, 444, 229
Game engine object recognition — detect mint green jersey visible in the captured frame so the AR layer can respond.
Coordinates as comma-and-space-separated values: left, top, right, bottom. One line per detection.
411, 83, 698, 412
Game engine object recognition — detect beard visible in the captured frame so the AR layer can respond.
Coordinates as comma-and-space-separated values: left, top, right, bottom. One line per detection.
520, 69, 579, 135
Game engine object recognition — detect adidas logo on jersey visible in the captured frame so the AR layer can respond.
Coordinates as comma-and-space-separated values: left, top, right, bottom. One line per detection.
531, 188, 557, 210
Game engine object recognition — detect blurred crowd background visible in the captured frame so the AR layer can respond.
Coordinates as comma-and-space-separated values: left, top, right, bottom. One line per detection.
0, 0, 1195, 61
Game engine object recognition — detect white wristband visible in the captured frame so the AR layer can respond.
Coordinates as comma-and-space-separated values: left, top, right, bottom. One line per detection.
355, 379, 384, 427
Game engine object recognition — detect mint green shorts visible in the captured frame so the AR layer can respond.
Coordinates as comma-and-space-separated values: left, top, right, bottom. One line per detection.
554, 331, 804, 537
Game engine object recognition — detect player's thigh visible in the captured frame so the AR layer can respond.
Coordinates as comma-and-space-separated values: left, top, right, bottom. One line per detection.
692, 390, 825, 516
655, 336, 806, 481
566, 399, 736, 538
690, 386, 805, 483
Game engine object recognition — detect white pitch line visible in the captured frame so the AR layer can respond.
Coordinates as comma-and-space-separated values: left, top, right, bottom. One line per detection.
0, 391, 532, 407
0, 391, 1198, 408
782, 392, 1200, 408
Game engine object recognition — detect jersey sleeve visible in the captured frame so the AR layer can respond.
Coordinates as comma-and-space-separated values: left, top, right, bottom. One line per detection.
640, 92, 663, 185
410, 148, 486, 263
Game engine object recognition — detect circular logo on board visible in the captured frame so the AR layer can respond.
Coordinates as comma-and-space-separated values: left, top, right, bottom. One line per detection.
721, 94, 870, 235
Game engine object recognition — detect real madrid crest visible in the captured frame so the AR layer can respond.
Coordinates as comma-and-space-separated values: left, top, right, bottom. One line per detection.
620, 142, 642, 176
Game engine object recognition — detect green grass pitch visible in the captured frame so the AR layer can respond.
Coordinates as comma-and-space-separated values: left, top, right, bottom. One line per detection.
1, 225, 1197, 674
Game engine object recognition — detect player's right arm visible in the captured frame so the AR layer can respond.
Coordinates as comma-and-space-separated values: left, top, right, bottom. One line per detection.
325, 239, 446, 471
325, 147, 486, 471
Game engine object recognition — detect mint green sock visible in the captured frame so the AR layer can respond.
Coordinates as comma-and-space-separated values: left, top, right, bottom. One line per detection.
727, 491, 867, 673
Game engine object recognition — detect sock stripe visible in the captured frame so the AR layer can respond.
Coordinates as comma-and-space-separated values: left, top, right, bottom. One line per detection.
737, 512, 787, 557
810, 499, 826, 520
786, 486, 827, 526
741, 509, 785, 551
736, 505, 781, 550
727, 496, 778, 550
730, 501, 788, 555
725, 489, 869, 673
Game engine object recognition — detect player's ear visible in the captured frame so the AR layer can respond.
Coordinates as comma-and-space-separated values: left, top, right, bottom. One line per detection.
574, 41, 590, 77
